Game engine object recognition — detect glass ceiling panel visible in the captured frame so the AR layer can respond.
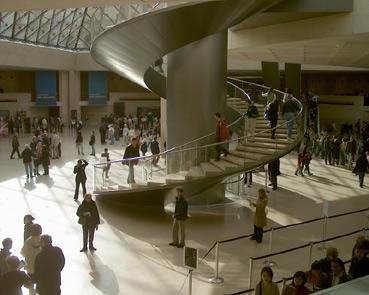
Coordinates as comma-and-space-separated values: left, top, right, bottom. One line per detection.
0, 2, 164, 51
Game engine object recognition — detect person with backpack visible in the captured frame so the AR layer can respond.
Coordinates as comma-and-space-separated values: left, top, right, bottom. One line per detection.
214, 112, 229, 161
243, 100, 259, 142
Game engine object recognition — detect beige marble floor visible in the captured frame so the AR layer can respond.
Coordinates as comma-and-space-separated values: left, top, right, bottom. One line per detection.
0, 128, 368, 295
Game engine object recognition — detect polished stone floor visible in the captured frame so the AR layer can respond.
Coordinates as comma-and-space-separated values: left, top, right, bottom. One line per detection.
0, 128, 367, 295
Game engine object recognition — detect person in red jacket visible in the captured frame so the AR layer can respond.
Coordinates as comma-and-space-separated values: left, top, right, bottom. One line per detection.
214, 112, 229, 161
295, 148, 307, 176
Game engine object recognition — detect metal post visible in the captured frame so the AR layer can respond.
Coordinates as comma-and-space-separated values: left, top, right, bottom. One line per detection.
248, 257, 254, 289
208, 242, 224, 284
318, 216, 328, 251
263, 228, 276, 267
264, 166, 268, 191
282, 278, 287, 289
188, 269, 193, 295
308, 242, 314, 268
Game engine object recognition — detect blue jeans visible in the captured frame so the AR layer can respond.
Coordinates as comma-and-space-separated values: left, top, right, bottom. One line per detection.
284, 112, 295, 138
127, 162, 135, 184
358, 172, 365, 187
24, 162, 33, 178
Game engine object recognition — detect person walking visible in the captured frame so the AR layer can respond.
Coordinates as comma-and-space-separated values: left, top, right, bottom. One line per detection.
243, 100, 259, 142
262, 87, 276, 105
23, 214, 34, 242
50, 130, 60, 159
76, 193, 100, 252
268, 158, 279, 190
352, 150, 369, 188
169, 187, 188, 248
101, 148, 111, 180
33, 235, 65, 295
267, 99, 279, 139
73, 159, 88, 201
214, 112, 229, 161
21, 144, 34, 178
41, 144, 50, 176
21, 224, 42, 280
282, 96, 299, 140
123, 137, 140, 184
346, 136, 357, 169
254, 266, 280, 295
244, 171, 252, 187
89, 131, 96, 156
150, 136, 160, 166
99, 122, 107, 144
76, 131, 84, 155
10, 133, 21, 159
250, 189, 268, 243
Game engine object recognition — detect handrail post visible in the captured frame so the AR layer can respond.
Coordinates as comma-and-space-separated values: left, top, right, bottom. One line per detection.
282, 278, 287, 289
264, 165, 268, 191
264, 228, 276, 267
208, 242, 224, 284
188, 269, 193, 295
248, 257, 254, 289
308, 242, 314, 268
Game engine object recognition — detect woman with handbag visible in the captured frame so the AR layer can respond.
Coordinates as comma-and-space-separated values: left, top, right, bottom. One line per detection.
255, 267, 280, 295
76, 193, 100, 252
250, 189, 268, 243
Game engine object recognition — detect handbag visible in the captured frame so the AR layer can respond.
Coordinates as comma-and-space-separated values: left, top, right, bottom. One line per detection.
263, 110, 269, 120
78, 216, 86, 225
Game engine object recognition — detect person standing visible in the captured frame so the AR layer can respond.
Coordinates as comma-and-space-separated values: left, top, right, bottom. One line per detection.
268, 158, 279, 190
89, 131, 96, 156
346, 136, 357, 169
330, 258, 350, 287
76, 193, 100, 252
99, 122, 107, 144
267, 99, 279, 139
244, 171, 252, 187
214, 112, 229, 161
243, 100, 259, 142
101, 148, 111, 180
10, 133, 21, 159
41, 144, 50, 176
282, 96, 299, 140
254, 266, 280, 295
50, 130, 60, 159
23, 214, 34, 242
76, 131, 84, 155
352, 151, 369, 188
169, 187, 188, 248
150, 136, 160, 166
250, 189, 268, 243
33, 235, 65, 295
21, 224, 42, 280
281, 271, 311, 295
21, 144, 33, 178
0, 238, 13, 277
262, 87, 276, 105
348, 240, 369, 279
73, 159, 88, 201
123, 137, 140, 184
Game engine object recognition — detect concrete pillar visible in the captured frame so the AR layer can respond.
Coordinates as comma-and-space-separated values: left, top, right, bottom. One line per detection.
58, 71, 69, 124
261, 61, 280, 89
166, 30, 228, 148
285, 63, 301, 98
68, 71, 81, 120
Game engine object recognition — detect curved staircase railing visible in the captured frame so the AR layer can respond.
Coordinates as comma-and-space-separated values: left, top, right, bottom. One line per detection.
92, 79, 303, 194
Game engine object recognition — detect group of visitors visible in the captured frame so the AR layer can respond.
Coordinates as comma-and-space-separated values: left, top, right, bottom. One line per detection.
254, 237, 369, 294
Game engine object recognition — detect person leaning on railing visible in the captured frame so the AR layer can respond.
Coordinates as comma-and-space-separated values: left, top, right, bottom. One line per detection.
123, 137, 140, 184
305, 260, 330, 292
254, 266, 280, 295
281, 271, 311, 295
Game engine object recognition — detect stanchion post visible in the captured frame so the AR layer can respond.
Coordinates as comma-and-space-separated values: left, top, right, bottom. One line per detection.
263, 228, 276, 267
188, 269, 193, 295
248, 257, 254, 289
308, 242, 314, 268
208, 242, 224, 284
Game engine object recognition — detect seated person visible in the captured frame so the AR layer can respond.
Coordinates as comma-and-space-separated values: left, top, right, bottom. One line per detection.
305, 260, 330, 291
330, 258, 350, 287
349, 240, 369, 279
282, 271, 311, 295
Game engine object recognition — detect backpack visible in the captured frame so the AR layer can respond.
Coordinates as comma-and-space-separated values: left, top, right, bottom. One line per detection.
219, 120, 230, 141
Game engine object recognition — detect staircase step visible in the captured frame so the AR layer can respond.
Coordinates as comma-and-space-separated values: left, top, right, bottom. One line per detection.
227, 97, 243, 102
241, 141, 289, 149
185, 166, 205, 180
254, 137, 292, 144
209, 159, 240, 171
147, 177, 166, 186
255, 133, 288, 139
230, 150, 266, 161
200, 162, 222, 176
236, 145, 278, 155
222, 154, 258, 166
165, 173, 186, 184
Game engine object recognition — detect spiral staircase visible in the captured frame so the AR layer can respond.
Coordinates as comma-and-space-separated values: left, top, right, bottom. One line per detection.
89, 0, 304, 202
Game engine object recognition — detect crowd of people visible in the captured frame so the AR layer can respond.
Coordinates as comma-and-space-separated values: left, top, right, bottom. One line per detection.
254, 238, 369, 295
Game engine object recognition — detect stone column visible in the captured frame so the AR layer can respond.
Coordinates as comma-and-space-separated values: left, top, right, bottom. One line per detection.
285, 63, 301, 98
68, 71, 81, 120
261, 61, 281, 89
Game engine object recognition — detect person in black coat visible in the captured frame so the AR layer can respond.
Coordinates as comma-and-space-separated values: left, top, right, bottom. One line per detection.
150, 137, 160, 166
268, 158, 280, 190
23, 214, 34, 242
73, 159, 88, 200
10, 133, 21, 159
352, 151, 369, 188
41, 145, 50, 176
76, 193, 100, 252
99, 122, 107, 144
267, 99, 279, 139
348, 240, 369, 279
123, 137, 140, 184
169, 187, 188, 248
89, 131, 96, 156
21, 144, 34, 178
34, 235, 65, 295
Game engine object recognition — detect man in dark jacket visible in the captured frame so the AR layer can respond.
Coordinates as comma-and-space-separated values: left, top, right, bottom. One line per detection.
349, 240, 369, 279
268, 158, 280, 190
10, 133, 21, 159
21, 144, 33, 178
267, 99, 279, 139
34, 235, 65, 295
123, 137, 140, 184
282, 97, 299, 140
150, 137, 160, 166
169, 187, 188, 248
73, 159, 88, 200
353, 151, 369, 188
